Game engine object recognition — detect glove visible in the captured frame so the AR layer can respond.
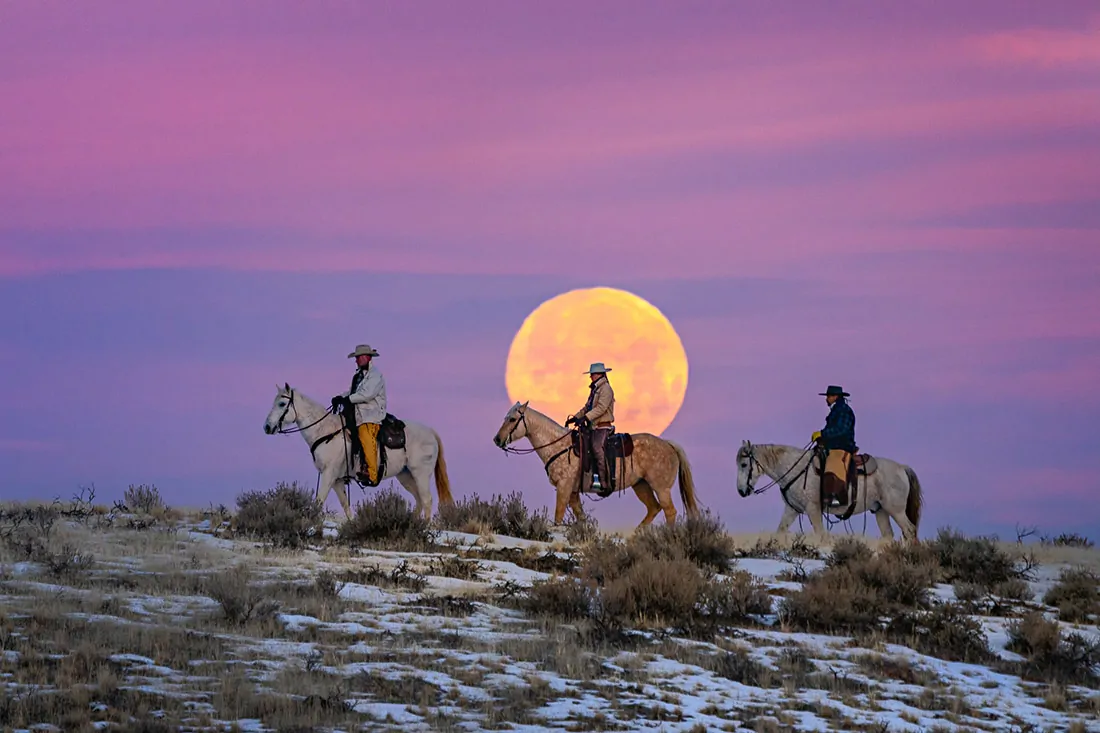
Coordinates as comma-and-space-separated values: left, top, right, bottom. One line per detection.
331, 396, 344, 410
565, 415, 576, 425
811, 430, 822, 442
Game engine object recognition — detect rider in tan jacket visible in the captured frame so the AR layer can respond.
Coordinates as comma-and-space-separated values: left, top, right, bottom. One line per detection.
569, 362, 615, 494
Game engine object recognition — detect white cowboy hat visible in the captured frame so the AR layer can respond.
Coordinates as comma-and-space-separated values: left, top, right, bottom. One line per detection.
347, 344, 380, 358
583, 362, 611, 374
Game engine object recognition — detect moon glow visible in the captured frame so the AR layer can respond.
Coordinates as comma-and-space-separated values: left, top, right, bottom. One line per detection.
504, 287, 689, 435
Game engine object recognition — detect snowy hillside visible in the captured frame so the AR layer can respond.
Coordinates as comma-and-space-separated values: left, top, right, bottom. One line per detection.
1, 484, 1097, 732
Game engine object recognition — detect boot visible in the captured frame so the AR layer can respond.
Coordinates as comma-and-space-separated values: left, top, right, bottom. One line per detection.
593, 473, 614, 498
824, 475, 846, 507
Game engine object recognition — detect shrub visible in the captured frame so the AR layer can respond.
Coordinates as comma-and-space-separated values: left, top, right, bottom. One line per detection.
825, 536, 873, 569
522, 534, 771, 635
779, 542, 938, 635
929, 527, 1031, 587
886, 602, 991, 663
712, 648, 778, 688
697, 570, 775, 621
337, 488, 436, 551
600, 555, 706, 628
123, 484, 165, 515
434, 491, 552, 541
234, 482, 323, 549
1006, 611, 1100, 686
992, 578, 1034, 602
625, 511, 737, 573
338, 561, 427, 592
778, 565, 890, 633
1040, 532, 1094, 549
565, 514, 600, 546
525, 577, 593, 622
1042, 567, 1099, 623
205, 565, 281, 626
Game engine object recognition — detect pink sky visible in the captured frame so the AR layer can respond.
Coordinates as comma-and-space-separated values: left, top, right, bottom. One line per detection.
1, 1, 1098, 538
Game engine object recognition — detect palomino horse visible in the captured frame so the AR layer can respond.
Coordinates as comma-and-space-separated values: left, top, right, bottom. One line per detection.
734, 440, 923, 542
492, 401, 700, 527
263, 383, 453, 521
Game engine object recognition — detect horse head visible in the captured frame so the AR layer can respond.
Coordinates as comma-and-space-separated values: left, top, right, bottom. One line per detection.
263, 382, 299, 435
736, 439, 756, 497
493, 401, 530, 449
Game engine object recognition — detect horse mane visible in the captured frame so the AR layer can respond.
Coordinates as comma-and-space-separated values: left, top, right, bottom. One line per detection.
517, 403, 568, 432
755, 443, 788, 468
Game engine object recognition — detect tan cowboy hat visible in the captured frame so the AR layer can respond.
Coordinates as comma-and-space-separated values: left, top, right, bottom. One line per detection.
583, 362, 611, 374
347, 344, 379, 358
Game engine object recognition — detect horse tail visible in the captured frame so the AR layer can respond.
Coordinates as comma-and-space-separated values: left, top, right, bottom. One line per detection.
904, 465, 923, 538
668, 440, 700, 519
432, 429, 454, 506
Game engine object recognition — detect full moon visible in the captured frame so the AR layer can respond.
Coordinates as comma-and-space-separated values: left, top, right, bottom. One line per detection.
504, 287, 689, 435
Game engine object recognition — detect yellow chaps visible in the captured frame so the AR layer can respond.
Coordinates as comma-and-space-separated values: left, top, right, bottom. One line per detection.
825, 449, 851, 482
357, 422, 381, 482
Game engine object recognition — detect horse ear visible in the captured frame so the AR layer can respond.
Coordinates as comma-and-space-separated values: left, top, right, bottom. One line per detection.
522, 400, 529, 409
284, 382, 290, 391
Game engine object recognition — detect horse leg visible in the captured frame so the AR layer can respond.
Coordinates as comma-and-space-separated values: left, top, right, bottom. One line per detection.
806, 496, 826, 536
316, 475, 333, 508
553, 480, 573, 526
886, 506, 917, 543
567, 491, 586, 522
395, 468, 426, 521
410, 460, 437, 521
776, 504, 798, 534
655, 481, 678, 525
631, 480, 662, 527
874, 507, 896, 540
318, 465, 352, 521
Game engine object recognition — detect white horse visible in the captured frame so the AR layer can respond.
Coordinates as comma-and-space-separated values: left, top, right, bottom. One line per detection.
263, 383, 453, 521
734, 440, 923, 542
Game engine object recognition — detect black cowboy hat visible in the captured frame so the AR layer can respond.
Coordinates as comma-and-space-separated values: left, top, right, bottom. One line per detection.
819, 385, 850, 397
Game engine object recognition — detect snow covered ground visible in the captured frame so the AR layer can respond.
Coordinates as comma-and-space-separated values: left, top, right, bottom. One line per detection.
1, 507, 1097, 732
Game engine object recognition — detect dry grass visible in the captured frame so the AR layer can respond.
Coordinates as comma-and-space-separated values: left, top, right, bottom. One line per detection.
2, 495, 1099, 732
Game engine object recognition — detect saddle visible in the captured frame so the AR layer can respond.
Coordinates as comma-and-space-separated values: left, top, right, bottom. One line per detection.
379, 413, 406, 450
570, 427, 634, 494
812, 446, 875, 519
811, 449, 877, 477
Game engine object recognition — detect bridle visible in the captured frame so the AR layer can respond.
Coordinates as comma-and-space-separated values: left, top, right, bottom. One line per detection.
740, 441, 815, 501
269, 388, 359, 497
497, 408, 570, 455
271, 389, 332, 436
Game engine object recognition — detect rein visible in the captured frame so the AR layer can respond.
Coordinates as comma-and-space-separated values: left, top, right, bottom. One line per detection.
497, 409, 581, 479
273, 390, 334, 437
746, 441, 815, 497
498, 411, 571, 456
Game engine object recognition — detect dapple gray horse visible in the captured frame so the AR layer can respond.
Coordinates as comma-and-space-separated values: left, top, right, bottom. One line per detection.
735, 440, 923, 542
